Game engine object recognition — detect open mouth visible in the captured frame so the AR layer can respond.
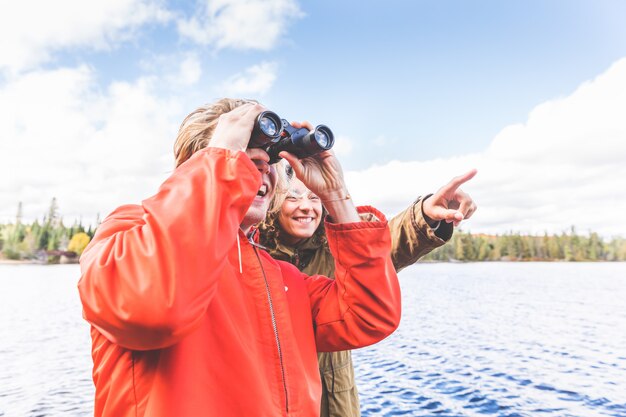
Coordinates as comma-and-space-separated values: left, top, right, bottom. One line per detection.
257, 184, 268, 197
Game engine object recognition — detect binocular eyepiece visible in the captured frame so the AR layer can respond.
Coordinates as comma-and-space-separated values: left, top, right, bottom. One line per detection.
249, 111, 334, 164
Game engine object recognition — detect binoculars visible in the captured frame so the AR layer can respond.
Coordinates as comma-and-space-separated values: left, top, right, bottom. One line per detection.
249, 111, 335, 164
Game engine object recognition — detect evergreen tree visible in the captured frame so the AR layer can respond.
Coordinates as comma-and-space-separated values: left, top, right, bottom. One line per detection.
454, 234, 465, 260
47, 197, 59, 226
588, 232, 602, 261
38, 227, 50, 251
477, 239, 491, 261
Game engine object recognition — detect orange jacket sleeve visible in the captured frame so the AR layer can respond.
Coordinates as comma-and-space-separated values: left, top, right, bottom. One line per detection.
305, 206, 402, 352
78, 148, 260, 350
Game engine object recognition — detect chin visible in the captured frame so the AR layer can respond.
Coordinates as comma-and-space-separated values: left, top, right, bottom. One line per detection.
295, 228, 316, 240
243, 207, 268, 229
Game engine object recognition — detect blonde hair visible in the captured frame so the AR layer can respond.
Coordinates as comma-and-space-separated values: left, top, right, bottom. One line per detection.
173, 98, 257, 167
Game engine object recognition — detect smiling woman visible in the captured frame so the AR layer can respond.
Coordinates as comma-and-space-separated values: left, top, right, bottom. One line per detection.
277, 177, 324, 246
257, 164, 473, 417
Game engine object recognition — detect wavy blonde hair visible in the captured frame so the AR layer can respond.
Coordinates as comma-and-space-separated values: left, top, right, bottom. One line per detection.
173, 98, 256, 168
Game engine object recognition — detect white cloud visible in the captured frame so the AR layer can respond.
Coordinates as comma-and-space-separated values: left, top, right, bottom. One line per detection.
346, 58, 626, 237
178, 0, 303, 50
152, 53, 203, 87
0, 66, 181, 224
219, 61, 278, 96
138, 51, 204, 88
2, 53, 626, 239
0, 0, 172, 74
177, 54, 203, 86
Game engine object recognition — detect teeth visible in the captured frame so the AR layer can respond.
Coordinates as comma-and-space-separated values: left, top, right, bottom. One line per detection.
296, 218, 313, 223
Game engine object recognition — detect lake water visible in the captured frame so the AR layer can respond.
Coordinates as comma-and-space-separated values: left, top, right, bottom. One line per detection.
1, 263, 625, 417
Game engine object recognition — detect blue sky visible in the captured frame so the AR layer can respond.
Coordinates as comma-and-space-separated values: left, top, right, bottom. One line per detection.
2, 0, 626, 236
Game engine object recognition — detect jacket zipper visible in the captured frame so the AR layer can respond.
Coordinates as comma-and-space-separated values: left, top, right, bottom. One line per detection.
253, 246, 289, 413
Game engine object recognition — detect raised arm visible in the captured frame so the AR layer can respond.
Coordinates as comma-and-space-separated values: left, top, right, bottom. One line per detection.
300, 207, 401, 352
78, 148, 260, 350
78, 103, 268, 351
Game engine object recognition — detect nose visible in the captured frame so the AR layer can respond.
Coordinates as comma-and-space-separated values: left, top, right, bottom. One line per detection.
254, 159, 270, 175
297, 198, 313, 211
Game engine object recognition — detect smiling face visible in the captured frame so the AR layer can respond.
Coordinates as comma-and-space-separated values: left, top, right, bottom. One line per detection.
277, 177, 323, 246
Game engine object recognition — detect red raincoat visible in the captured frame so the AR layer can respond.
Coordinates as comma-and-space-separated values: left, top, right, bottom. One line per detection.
78, 147, 401, 417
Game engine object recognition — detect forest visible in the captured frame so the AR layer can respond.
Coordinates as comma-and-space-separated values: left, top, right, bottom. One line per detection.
2, 199, 625, 263
0, 199, 95, 263
422, 227, 626, 262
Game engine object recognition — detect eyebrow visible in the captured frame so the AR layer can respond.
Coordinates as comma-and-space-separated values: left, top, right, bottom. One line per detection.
286, 189, 318, 198
287, 189, 307, 197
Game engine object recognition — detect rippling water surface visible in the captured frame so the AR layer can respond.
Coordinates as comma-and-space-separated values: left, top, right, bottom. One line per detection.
0, 265, 92, 417
1, 263, 625, 416
354, 263, 626, 417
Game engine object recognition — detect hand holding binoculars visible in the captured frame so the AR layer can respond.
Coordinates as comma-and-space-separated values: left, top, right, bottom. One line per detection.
248, 111, 335, 164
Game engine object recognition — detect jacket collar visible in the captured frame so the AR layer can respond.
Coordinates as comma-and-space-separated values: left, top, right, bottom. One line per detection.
270, 234, 323, 260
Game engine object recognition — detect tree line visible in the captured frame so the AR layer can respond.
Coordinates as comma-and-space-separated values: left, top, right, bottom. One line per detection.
2, 200, 625, 263
0, 199, 95, 263
422, 227, 626, 262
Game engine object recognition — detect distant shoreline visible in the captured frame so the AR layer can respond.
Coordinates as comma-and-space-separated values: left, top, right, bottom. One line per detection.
0, 259, 42, 265
0, 259, 78, 265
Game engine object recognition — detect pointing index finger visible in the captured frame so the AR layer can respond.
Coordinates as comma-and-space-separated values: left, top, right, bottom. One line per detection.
442, 169, 478, 194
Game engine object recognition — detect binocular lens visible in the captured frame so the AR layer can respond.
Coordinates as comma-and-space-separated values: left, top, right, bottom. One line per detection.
259, 116, 279, 136
314, 129, 330, 148
250, 110, 334, 163
250, 111, 282, 148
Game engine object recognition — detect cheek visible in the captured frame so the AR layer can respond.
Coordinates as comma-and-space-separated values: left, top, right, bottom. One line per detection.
269, 167, 278, 188
313, 204, 323, 227
278, 207, 291, 229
